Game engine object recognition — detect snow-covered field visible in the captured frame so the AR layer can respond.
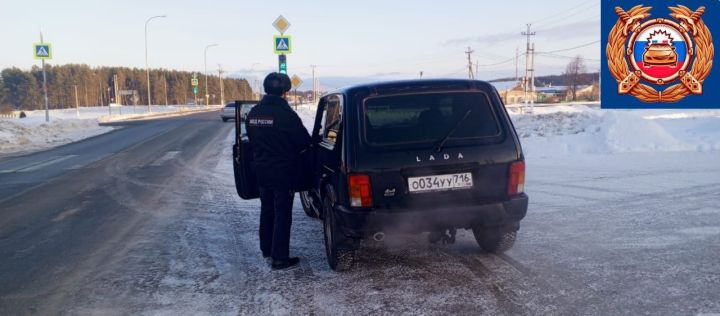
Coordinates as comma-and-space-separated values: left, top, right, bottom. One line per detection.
509, 105, 720, 155
0, 105, 217, 156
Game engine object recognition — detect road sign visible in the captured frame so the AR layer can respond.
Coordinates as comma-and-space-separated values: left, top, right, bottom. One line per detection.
272, 15, 291, 34
291, 75, 303, 89
33, 43, 52, 60
191, 78, 199, 86
273, 35, 292, 54
193, 86, 199, 94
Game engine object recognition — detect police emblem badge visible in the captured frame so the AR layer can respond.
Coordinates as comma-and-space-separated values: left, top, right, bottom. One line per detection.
606, 5, 713, 103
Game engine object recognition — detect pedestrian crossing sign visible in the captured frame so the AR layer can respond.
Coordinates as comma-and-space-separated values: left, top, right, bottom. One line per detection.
273, 35, 292, 54
33, 43, 52, 60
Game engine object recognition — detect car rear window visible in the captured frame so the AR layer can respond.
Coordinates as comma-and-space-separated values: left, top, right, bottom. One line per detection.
363, 92, 502, 148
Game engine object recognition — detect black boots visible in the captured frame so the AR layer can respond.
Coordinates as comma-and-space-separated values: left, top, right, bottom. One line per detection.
271, 257, 300, 270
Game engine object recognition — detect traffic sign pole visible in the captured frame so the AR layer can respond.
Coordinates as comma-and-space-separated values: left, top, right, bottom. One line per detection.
191, 74, 199, 107
290, 74, 302, 110
39, 30, 49, 123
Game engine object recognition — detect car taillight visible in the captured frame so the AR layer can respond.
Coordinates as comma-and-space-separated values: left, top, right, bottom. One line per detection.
348, 174, 373, 208
508, 161, 525, 196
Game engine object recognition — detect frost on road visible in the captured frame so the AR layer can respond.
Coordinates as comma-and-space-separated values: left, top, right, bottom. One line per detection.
9, 106, 720, 315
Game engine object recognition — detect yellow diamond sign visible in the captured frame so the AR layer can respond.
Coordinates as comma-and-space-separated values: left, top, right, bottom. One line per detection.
291, 74, 303, 89
273, 15, 291, 34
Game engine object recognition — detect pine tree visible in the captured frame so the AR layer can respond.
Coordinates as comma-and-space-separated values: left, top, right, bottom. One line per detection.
1, 68, 41, 110
0, 75, 7, 106
0, 64, 250, 109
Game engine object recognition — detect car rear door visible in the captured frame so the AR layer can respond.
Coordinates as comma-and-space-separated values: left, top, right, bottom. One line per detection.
356, 90, 519, 209
233, 101, 260, 199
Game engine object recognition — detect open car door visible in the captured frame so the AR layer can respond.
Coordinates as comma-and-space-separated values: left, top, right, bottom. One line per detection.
233, 100, 260, 200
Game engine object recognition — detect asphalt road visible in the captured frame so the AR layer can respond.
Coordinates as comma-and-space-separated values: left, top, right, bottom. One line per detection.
0, 112, 719, 315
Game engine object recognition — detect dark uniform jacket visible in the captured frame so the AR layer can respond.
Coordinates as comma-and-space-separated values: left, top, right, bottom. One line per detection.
247, 95, 312, 190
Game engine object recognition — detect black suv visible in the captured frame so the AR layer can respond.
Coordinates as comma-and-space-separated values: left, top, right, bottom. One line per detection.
233, 80, 528, 271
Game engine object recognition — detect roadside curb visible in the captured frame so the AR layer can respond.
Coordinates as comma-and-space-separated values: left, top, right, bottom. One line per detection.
98, 107, 222, 125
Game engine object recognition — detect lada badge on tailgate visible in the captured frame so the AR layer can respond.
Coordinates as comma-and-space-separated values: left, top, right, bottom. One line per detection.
416, 152, 465, 163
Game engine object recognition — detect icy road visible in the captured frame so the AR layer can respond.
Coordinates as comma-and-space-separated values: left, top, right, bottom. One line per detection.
0, 110, 719, 315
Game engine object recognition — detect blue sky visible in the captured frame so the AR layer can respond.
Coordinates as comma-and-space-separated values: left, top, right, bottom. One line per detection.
1, 0, 600, 87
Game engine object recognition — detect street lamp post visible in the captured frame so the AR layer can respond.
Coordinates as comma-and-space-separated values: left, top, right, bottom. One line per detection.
145, 14, 167, 113
249, 62, 260, 99
204, 44, 219, 107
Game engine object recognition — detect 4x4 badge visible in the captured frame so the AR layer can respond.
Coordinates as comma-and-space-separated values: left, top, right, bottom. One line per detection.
607, 5, 713, 103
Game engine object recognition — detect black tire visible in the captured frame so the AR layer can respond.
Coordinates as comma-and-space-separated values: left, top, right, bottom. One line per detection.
472, 227, 517, 254
300, 191, 318, 218
222, 118, 228, 122
322, 195, 353, 271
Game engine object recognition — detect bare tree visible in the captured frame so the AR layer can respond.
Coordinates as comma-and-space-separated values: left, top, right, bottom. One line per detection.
564, 56, 587, 101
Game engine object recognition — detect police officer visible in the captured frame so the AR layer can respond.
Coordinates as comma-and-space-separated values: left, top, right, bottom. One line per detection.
246, 73, 311, 270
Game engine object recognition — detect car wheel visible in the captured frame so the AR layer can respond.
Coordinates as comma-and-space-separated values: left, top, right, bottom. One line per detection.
472, 227, 516, 254
222, 118, 228, 122
322, 195, 353, 271
300, 191, 318, 218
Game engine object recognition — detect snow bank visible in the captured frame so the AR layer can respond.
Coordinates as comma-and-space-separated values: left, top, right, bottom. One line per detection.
510, 105, 720, 155
0, 117, 112, 155
295, 103, 318, 130
0, 105, 214, 156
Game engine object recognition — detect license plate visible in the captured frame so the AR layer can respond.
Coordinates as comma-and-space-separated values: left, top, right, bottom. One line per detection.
408, 173, 473, 193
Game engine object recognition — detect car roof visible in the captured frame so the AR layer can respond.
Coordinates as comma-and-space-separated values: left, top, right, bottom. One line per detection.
324, 79, 497, 97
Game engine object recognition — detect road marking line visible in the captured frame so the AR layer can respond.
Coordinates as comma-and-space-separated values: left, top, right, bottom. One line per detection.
150, 151, 181, 167
52, 207, 81, 222
64, 153, 114, 170
0, 155, 78, 174
18, 155, 78, 172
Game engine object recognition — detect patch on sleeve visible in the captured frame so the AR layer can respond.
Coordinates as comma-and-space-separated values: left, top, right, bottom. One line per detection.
248, 116, 274, 127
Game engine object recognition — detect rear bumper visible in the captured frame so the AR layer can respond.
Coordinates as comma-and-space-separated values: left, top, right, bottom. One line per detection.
220, 112, 234, 119
334, 194, 528, 238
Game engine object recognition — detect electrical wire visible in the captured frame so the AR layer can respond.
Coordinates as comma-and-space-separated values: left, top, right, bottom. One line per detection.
535, 53, 600, 62
536, 40, 601, 54
530, 0, 598, 25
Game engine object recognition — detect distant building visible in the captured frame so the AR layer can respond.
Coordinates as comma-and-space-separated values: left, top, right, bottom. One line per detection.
491, 80, 537, 105
536, 84, 598, 102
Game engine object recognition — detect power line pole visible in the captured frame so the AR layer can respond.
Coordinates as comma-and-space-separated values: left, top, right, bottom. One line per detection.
522, 24, 536, 104
530, 43, 536, 106
515, 47, 520, 82
145, 15, 167, 113
465, 47, 475, 80
204, 44, 219, 107
74, 85, 79, 117
310, 65, 317, 103
163, 72, 169, 106
218, 64, 225, 106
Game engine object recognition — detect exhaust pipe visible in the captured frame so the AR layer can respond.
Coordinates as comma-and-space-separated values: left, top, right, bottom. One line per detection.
372, 232, 386, 242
